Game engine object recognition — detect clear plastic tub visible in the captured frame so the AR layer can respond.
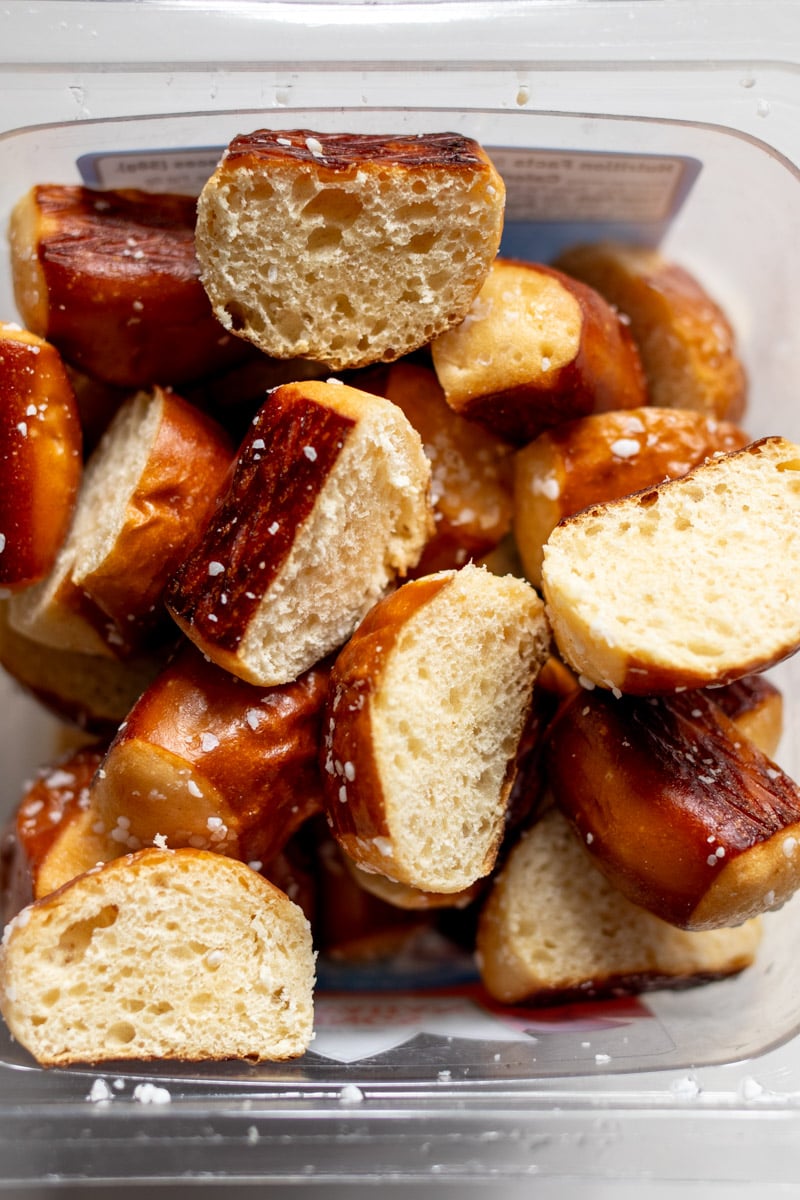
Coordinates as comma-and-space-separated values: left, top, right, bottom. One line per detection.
1, 0, 800, 1188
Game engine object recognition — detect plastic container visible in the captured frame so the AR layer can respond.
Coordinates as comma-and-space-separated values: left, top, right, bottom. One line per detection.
1, 0, 800, 1188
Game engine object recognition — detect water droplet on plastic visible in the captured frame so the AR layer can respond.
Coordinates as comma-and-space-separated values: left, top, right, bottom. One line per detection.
757, 98, 771, 117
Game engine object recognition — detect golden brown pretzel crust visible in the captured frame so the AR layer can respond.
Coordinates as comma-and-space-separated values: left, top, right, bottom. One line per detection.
547, 688, 800, 929
9, 184, 249, 388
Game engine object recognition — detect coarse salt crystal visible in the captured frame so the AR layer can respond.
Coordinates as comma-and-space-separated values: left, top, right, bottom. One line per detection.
344, 761, 356, 781
87, 1078, 113, 1103
338, 1084, 364, 1105
186, 780, 203, 799
268, 522, 280, 535
132, 1083, 171, 1105
201, 733, 220, 752
0, 534, 5, 554
305, 136, 324, 157
153, 833, 168, 849
208, 561, 225, 576
609, 438, 640, 458
303, 445, 318, 462
245, 709, 260, 730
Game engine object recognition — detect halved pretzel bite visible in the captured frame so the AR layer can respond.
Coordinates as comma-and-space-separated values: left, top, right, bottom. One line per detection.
12, 745, 115, 904
0, 323, 82, 591
166, 379, 433, 687
712, 674, 783, 761
555, 240, 748, 421
195, 129, 505, 371
430, 259, 647, 444
514, 406, 749, 587
0, 600, 166, 735
322, 563, 551, 894
0, 848, 316, 1065
476, 806, 762, 1005
546, 687, 800, 930
8, 386, 233, 658
89, 642, 330, 865
542, 437, 800, 694
9, 184, 250, 389
359, 360, 514, 574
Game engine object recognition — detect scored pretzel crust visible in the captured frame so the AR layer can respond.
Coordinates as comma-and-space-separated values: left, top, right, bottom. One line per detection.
546, 687, 800, 930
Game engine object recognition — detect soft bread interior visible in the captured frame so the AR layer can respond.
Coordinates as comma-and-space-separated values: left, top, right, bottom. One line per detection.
196, 146, 504, 369
371, 565, 549, 892
69, 390, 162, 583
0, 849, 315, 1065
7, 391, 161, 656
476, 807, 762, 1004
239, 400, 431, 683
542, 439, 800, 687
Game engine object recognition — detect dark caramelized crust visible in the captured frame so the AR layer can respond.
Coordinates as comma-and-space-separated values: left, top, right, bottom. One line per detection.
0, 324, 82, 590
547, 688, 800, 929
167, 386, 355, 653
9, 184, 250, 388
224, 129, 495, 174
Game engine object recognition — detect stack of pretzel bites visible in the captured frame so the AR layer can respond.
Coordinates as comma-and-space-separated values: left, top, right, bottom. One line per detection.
1, 127, 799, 1068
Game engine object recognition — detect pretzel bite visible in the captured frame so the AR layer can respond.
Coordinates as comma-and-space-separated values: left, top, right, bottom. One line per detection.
166, 379, 433, 686
0, 600, 166, 735
554, 241, 747, 421
322, 563, 550, 893
0, 848, 315, 1065
12, 746, 115, 903
542, 437, 800, 694
546, 687, 800, 930
514, 406, 749, 587
8, 386, 233, 658
8, 184, 250, 389
712, 674, 783, 760
195, 128, 505, 371
360, 361, 514, 574
476, 807, 762, 1005
89, 642, 329, 865
430, 259, 647, 444
314, 833, 435, 962
0, 323, 82, 591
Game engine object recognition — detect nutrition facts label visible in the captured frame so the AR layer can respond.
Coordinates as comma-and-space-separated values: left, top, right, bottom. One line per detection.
489, 147, 699, 224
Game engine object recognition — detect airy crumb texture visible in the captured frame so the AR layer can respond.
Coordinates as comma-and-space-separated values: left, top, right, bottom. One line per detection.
541, 437, 800, 693
195, 129, 506, 370
328, 564, 551, 892
0, 849, 315, 1065
476, 808, 762, 1004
